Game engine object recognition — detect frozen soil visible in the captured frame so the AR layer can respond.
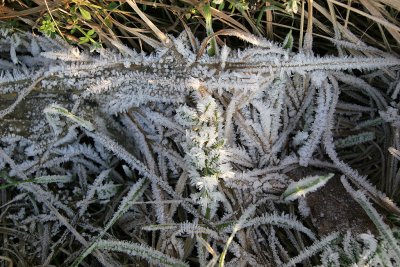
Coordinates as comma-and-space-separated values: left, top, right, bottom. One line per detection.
288, 168, 378, 236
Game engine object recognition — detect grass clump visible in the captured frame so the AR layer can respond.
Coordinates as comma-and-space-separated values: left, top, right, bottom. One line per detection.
0, 1, 400, 267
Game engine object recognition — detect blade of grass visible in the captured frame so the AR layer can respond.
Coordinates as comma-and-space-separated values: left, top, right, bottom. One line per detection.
125, 0, 170, 46
329, 0, 400, 33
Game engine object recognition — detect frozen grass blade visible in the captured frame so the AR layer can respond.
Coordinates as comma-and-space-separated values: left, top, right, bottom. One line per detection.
341, 176, 400, 261
334, 132, 375, 149
32, 175, 72, 184
218, 205, 256, 267
74, 239, 189, 267
0, 172, 72, 189
96, 240, 189, 267
72, 178, 149, 266
101, 178, 149, 235
282, 232, 339, 267
44, 104, 94, 131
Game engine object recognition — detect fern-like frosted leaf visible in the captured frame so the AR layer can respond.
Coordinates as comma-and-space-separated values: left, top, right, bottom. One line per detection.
282, 173, 334, 201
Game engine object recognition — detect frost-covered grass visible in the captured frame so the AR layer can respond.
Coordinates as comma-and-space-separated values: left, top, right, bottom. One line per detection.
1, 1, 400, 266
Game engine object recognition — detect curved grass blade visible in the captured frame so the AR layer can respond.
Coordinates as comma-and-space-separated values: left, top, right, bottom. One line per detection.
44, 104, 94, 131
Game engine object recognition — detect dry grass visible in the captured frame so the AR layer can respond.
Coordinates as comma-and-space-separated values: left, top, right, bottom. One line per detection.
0, 0, 399, 54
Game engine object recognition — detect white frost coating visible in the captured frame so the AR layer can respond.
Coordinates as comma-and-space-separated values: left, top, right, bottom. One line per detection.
1, 29, 400, 267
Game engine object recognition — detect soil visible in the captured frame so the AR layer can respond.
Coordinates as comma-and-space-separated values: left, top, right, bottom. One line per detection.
287, 168, 378, 236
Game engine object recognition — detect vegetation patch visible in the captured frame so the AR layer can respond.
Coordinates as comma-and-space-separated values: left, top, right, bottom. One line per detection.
0, 1, 400, 266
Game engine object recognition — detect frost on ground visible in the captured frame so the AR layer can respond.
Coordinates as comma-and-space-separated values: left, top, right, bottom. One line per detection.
1, 29, 400, 266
